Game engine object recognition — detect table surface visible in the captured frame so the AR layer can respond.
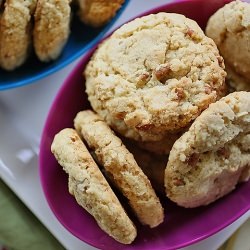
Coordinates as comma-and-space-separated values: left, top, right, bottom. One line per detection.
0, 1, 249, 249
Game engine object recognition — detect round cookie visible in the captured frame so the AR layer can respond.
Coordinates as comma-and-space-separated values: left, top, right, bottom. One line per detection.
77, 0, 124, 27
206, 0, 250, 90
74, 110, 164, 228
85, 13, 226, 142
165, 91, 250, 208
0, 0, 37, 70
51, 128, 137, 244
33, 0, 71, 62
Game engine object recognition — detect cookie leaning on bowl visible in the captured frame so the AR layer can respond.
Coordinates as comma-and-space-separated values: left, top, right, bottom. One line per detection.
51, 128, 137, 244
165, 91, 250, 208
0, 0, 37, 70
33, 0, 71, 62
74, 110, 164, 228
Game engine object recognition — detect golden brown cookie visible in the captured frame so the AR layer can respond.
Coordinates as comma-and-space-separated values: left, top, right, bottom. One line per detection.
74, 110, 164, 228
165, 91, 250, 208
85, 13, 226, 142
0, 0, 37, 70
51, 128, 137, 244
33, 0, 71, 62
206, 0, 250, 90
77, 0, 124, 27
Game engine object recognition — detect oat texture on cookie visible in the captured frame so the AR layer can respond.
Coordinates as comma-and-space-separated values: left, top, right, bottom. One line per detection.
0, 0, 37, 70
51, 128, 137, 244
165, 91, 250, 208
77, 0, 124, 27
85, 13, 226, 142
33, 0, 71, 62
206, 0, 250, 91
74, 110, 164, 228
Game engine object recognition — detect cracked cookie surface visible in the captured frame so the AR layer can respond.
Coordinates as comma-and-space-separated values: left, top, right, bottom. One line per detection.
74, 110, 164, 228
85, 13, 226, 142
51, 128, 137, 244
0, 0, 37, 70
206, 0, 250, 90
33, 0, 71, 62
165, 91, 250, 208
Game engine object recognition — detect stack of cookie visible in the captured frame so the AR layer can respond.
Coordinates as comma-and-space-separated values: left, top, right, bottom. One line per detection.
51, 2, 250, 245
0, 0, 124, 71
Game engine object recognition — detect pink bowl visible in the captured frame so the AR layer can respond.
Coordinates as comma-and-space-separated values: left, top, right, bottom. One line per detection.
39, 1, 250, 249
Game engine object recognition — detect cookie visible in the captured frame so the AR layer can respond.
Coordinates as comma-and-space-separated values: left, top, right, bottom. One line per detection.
206, 0, 250, 90
226, 64, 250, 92
165, 91, 250, 208
123, 138, 167, 195
77, 0, 124, 27
74, 110, 164, 228
33, 0, 71, 62
0, 0, 37, 70
85, 13, 226, 142
51, 128, 137, 244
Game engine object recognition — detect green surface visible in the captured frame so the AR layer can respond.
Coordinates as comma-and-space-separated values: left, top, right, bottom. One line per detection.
0, 177, 248, 250
0, 179, 65, 250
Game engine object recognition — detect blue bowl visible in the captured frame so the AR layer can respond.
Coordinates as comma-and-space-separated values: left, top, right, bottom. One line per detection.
0, 0, 129, 91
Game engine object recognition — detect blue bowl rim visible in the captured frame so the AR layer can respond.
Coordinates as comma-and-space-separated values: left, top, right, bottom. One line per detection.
0, 0, 130, 91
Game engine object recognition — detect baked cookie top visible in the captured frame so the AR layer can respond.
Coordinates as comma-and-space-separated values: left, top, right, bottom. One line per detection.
165, 91, 250, 208
206, 0, 250, 83
33, 0, 71, 62
85, 12, 226, 142
78, 0, 124, 27
51, 128, 137, 244
74, 110, 164, 228
0, 0, 37, 70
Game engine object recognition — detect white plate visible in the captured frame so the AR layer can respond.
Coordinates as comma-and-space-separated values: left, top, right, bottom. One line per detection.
0, 1, 249, 249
